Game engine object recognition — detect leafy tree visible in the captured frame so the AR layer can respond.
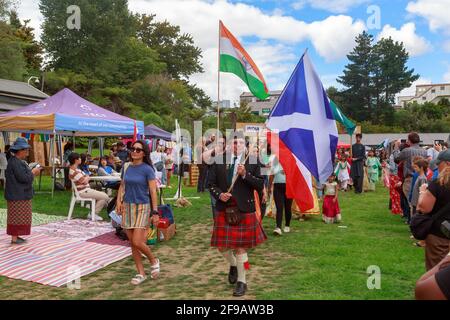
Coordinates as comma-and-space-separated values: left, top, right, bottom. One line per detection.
44, 69, 103, 96
0, 21, 26, 80
338, 32, 419, 125
136, 14, 203, 79
372, 37, 419, 106
184, 82, 212, 110
338, 31, 374, 121
40, 0, 137, 76
96, 37, 165, 87
9, 12, 43, 75
0, 0, 16, 21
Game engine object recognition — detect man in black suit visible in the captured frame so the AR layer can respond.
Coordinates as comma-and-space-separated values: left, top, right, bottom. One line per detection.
208, 133, 266, 297
351, 133, 366, 194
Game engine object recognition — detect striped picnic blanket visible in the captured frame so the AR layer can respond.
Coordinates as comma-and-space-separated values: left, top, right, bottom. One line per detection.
0, 209, 64, 228
32, 219, 116, 241
0, 220, 131, 287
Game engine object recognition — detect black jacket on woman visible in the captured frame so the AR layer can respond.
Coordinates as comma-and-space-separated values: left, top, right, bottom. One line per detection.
4, 156, 34, 201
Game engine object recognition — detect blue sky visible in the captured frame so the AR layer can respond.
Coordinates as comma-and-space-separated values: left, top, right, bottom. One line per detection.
17, 0, 450, 103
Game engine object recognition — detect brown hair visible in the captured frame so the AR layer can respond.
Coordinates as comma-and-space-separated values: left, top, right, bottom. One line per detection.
413, 157, 429, 173
408, 132, 420, 144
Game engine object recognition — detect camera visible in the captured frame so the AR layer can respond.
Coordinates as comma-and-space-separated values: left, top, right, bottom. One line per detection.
441, 220, 450, 239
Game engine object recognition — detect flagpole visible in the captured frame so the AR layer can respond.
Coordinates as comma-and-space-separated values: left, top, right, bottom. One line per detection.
217, 20, 221, 137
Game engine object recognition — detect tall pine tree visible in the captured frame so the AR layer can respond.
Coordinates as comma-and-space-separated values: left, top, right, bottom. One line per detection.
337, 31, 374, 122
338, 32, 419, 124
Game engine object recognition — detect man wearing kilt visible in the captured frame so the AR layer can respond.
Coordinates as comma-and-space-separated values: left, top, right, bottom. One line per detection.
208, 134, 266, 297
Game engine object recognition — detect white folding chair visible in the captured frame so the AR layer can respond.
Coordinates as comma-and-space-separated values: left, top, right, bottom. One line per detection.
68, 181, 96, 221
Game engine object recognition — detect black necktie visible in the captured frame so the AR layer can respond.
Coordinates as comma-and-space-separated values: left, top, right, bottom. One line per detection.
227, 156, 237, 185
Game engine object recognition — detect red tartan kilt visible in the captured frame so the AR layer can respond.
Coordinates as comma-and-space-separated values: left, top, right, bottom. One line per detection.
211, 210, 267, 249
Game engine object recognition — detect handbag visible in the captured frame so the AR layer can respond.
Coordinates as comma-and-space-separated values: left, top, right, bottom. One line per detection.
225, 197, 241, 226
410, 201, 450, 240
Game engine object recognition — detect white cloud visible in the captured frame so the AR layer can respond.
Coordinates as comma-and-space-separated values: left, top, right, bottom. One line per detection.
129, 1, 366, 101
292, 0, 369, 13
444, 66, 450, 83
17, 0, 366, 102
307, 15, 366, 62
321, 74, 342, 90
292, 1, 307, 10
407, 0, 450, 33
376, 23, 432, 57
396, 78, 432, 103
444, 40, 450, 53
16, 0, 43, 40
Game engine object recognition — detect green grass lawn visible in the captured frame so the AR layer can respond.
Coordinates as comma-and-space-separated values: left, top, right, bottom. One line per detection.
0, 177, 424, 300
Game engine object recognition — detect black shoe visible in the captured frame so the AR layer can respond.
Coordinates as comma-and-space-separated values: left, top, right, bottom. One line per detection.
11, 237, 27, 245
233, 281, 247, 297
228, 266, 238, 284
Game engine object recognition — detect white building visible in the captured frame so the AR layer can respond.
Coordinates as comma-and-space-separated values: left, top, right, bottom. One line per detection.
240, 90, 282, 117
212, 100, 231, 109
397, 83, 450, 107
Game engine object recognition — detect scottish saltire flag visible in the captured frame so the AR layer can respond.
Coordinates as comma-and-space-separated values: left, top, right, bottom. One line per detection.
266, 52, 338, 211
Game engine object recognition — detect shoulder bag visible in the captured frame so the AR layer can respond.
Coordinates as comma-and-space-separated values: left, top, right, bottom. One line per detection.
410, 201, 450, 240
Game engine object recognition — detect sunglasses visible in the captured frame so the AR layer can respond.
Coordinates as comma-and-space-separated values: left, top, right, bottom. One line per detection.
130, 147, 144, 153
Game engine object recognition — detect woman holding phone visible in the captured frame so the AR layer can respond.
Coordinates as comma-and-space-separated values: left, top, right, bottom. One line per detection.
5, 138, 42, 244
116, 140, 161, 285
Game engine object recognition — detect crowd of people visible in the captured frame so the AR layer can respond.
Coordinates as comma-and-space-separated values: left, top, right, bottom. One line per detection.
1, 129, 449, 299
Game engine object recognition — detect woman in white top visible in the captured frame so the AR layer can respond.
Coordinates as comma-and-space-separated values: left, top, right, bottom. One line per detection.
268, 155, 293, 236
68, 153, 110, 221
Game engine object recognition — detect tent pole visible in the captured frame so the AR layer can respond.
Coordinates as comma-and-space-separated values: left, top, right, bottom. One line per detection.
50, 135, 55, 199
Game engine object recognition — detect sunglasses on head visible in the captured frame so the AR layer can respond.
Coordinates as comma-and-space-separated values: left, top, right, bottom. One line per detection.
130, 147, 144, 153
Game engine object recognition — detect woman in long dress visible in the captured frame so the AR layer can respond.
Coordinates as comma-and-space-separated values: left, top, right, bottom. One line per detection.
5, 138, 42, 244
366, 150, 381, 191
388, 154, 403, 215
292, 177, 321, 219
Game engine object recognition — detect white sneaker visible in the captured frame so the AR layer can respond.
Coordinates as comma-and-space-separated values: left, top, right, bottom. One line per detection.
87, 213, 103, 221
283, 226, 290, 233
273, 228, 282, 236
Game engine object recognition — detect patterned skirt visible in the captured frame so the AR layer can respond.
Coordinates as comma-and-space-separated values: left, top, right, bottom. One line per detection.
322, 195, 340, 217
211, 211, 267, 249
7, 200, 32, 236
122, 202, 151, 230
389, 175, 403, 215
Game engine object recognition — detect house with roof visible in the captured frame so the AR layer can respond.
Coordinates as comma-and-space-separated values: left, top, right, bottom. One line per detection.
397, 83, 450, 108
240, 90, 283, 117
0, 78, 49, 113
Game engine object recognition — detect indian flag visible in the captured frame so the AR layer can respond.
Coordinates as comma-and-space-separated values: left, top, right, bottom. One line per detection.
219, 21, 269, 100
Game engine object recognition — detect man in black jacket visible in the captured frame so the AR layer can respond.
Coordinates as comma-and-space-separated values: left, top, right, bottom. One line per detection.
351, 133, 366, 194
208, 133, 266, 297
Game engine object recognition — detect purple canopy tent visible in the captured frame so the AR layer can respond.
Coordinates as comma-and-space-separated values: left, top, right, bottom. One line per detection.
144, 124, 173, 141
0, 88, 145, 197
0, 88, 144, 136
